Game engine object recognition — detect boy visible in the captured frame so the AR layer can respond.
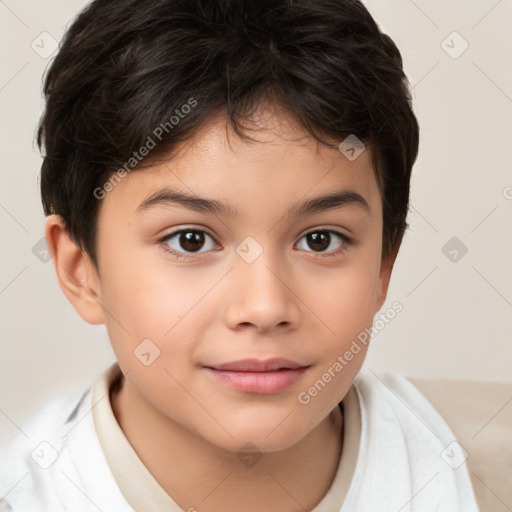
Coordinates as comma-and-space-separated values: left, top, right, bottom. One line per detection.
1, 0, 510, 510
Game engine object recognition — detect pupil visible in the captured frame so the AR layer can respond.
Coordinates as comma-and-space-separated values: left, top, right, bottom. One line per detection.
308, 231, 330, 251
180, 231, 204, 252
177, 231, 331, 253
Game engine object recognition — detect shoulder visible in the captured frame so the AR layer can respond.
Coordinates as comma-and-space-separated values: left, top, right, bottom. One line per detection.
0, 389, 89, 511
0, 362, 125, 511
0, 364, 134, 512
405, 375, 512, 511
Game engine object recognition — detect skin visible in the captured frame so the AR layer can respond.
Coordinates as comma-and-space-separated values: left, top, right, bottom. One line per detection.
45, 107, 400, 512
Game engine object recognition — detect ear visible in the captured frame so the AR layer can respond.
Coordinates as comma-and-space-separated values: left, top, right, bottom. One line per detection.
44, 214, 105, 325
374, 234, 403, 314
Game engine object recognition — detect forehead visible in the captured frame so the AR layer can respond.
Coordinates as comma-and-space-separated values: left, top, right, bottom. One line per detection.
100, 108, 381, 220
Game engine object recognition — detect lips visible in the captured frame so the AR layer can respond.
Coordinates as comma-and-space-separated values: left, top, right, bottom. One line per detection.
207, 358, 307, 372
204, 358, 310, 394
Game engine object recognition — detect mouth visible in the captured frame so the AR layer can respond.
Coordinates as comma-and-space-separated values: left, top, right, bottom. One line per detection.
207, 357, 307, 372
204, 358, 310, 394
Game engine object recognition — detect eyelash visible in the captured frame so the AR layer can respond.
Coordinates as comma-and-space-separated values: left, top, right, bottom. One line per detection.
159, 228, 352, 260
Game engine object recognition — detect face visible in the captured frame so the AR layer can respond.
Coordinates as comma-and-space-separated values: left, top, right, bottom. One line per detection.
89, 109, 392, 454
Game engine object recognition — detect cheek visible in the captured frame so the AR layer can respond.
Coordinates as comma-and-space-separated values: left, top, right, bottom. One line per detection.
330, 276, 376, 326
98, 254, 216, 369
306, 259, 380, 329
101, 248, 201, 326
297, 264, 380, 394
296, 267, 377, 398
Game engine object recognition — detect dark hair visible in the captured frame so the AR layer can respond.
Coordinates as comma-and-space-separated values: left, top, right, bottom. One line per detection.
38, 0, 419, 268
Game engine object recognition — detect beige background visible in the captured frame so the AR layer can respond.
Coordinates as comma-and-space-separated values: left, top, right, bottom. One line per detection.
1, 0, 511, 442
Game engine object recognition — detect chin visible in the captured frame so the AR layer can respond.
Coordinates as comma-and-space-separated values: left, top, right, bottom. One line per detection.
202, 419, 309, 455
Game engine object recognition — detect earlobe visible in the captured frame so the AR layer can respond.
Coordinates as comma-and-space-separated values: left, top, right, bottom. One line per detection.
44, 215, 105, 325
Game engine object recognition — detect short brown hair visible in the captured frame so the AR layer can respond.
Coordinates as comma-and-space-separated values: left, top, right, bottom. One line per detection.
38, 0, 420, 267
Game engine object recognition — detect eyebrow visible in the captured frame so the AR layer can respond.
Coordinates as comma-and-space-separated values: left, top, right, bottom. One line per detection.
136, 187, 370, 218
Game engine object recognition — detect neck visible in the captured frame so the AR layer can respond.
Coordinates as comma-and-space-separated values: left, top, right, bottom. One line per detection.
111, 375, 343, 512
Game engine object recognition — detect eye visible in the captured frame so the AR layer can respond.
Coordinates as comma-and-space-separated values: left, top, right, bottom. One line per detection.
296, 229, 350, 256
159, 227, 351, 260
160, 228, 219, 258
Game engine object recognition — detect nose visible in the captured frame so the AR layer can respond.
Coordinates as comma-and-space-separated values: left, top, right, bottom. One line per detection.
224, 250, 301, 333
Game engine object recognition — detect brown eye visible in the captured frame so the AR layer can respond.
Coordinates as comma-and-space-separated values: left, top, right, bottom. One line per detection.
179, 231, 205, 252
162, 229, 218, 256
296, 230, 349, 255
306, 231, 331, 252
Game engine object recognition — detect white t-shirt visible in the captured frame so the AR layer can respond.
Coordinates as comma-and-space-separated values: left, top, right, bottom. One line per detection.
0, 363, 481, 511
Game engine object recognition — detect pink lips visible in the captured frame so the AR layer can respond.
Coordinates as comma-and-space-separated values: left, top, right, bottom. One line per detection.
204, 358, 309, 394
